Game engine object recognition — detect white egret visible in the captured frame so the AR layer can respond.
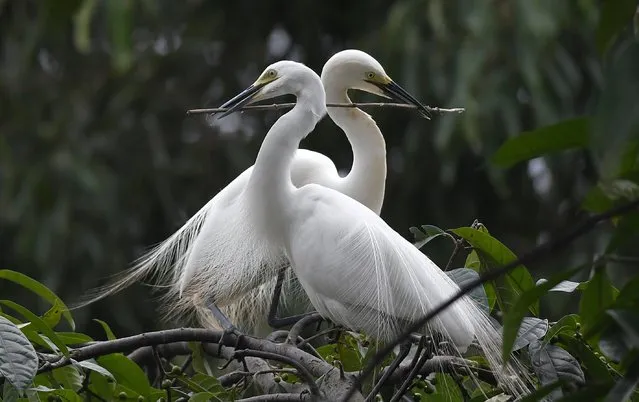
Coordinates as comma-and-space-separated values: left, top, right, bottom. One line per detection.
215, 61, 531, 399
75, 50, 431, 333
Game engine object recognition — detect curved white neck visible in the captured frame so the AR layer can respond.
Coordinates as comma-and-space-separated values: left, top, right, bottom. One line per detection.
247, 90, 325, 244
325, 87, 387, 215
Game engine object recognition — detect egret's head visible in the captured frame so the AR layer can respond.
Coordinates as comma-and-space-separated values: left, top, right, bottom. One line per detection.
216, 60, 325, 119
321, 49, 430, 118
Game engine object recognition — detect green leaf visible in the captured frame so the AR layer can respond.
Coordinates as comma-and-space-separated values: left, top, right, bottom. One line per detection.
106, 0, 133, 73
452, 227, 536, 315
0, 300, 69, 356
599, 323, 629, 363
555, 384, 613, 402
0, 316, 37, 391
464, 250, 497, 310
41, 299, 64, 329
512, 317, 549, 352
0, 270, 74, 330
418, 373, 463, 402
33, 389, 82, 402
73, 0, 97, 54
189, 392, 223, 402
445, 268, 490, 314
186, 374, 228, 400
597, 0, 638, 55
491, 118, 590, 168
529, 340, 585, 398
338, 333, 362, 371
607, 309, 639, 350
176, 375, 224, 400
93, 319, 116, 340
546, 314, 580, 341
559, 335, 613, 382
87, 369, 115, 400
96, 353, 150, 397
188, 342, 213, 376
516, 381, 564, 402
604, 355, 639, 402
502, 266, 584, 362
582, 184, 615, 213
579, 269, 618, 333
56, 332, 93, 345
51, 366, 84, 392
3, 381, 20, 402
74, 359, 114, 380
537, 279, 581, 293
409, 224, 451, 249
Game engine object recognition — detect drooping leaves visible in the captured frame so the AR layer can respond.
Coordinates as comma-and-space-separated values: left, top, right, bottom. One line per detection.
452, 227, 536, 315
93, 318, 117, 340
445, 268, 490, 314
502, 266, 584, 362
409, 224, 452, 249
491, 118, 590, 168
97, 353, 151, 397
579, 268, 618, 333
512, 317, 549, 352
0, 315, 37, 391
0, 300, 69, 356
0, 270, 74, 330
529, 340, 585, 399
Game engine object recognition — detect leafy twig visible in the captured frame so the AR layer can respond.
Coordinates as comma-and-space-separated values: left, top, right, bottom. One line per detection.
343, 198, 639, 401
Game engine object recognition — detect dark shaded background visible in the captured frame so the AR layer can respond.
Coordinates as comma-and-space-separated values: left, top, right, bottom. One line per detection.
0, 0, 619, 337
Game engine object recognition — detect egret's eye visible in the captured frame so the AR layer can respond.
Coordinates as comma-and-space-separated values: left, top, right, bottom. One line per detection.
266, 69, 277, 79
366, 72, 376, 80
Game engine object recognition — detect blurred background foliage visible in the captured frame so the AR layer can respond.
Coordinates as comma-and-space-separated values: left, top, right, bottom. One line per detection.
0, 0, 637, 337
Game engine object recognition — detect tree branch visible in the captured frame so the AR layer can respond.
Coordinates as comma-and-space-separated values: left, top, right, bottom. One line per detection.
34, 327, 361, 400
232, 349, 320, 396
235, 394, 311, 402
385, 356, 496, 386
342, 198, 639, 401
186, 103, 465, 116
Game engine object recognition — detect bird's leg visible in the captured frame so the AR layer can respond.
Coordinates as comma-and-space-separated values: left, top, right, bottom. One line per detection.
267, 267, 319, 328
207, 302, 237, 332
365, 341, 412, 402
206, 302, 245, 356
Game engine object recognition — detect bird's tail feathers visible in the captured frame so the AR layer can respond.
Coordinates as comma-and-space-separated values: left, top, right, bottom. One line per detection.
70, 196, 217, 310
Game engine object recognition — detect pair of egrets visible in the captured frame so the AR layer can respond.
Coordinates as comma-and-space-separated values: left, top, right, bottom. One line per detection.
79, 50, 530, 398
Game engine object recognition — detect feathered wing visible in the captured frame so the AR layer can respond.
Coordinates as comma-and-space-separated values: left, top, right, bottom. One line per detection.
73, 150, 336, 322
71, 166, 250, 310
288, 184, 475, 348
287, 185, 531, 397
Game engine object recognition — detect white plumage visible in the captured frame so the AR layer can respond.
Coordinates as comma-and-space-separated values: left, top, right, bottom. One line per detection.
217, 59, 530, 398
76, 50, 431, 335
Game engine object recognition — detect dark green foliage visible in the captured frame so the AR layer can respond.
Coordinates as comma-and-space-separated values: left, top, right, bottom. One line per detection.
2, 0, 639, 401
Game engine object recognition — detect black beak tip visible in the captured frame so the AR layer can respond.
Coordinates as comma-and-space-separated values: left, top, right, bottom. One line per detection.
419, 108, 432, 120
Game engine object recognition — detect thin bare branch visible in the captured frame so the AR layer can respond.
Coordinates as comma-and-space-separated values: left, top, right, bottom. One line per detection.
186, 102, 465, 116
